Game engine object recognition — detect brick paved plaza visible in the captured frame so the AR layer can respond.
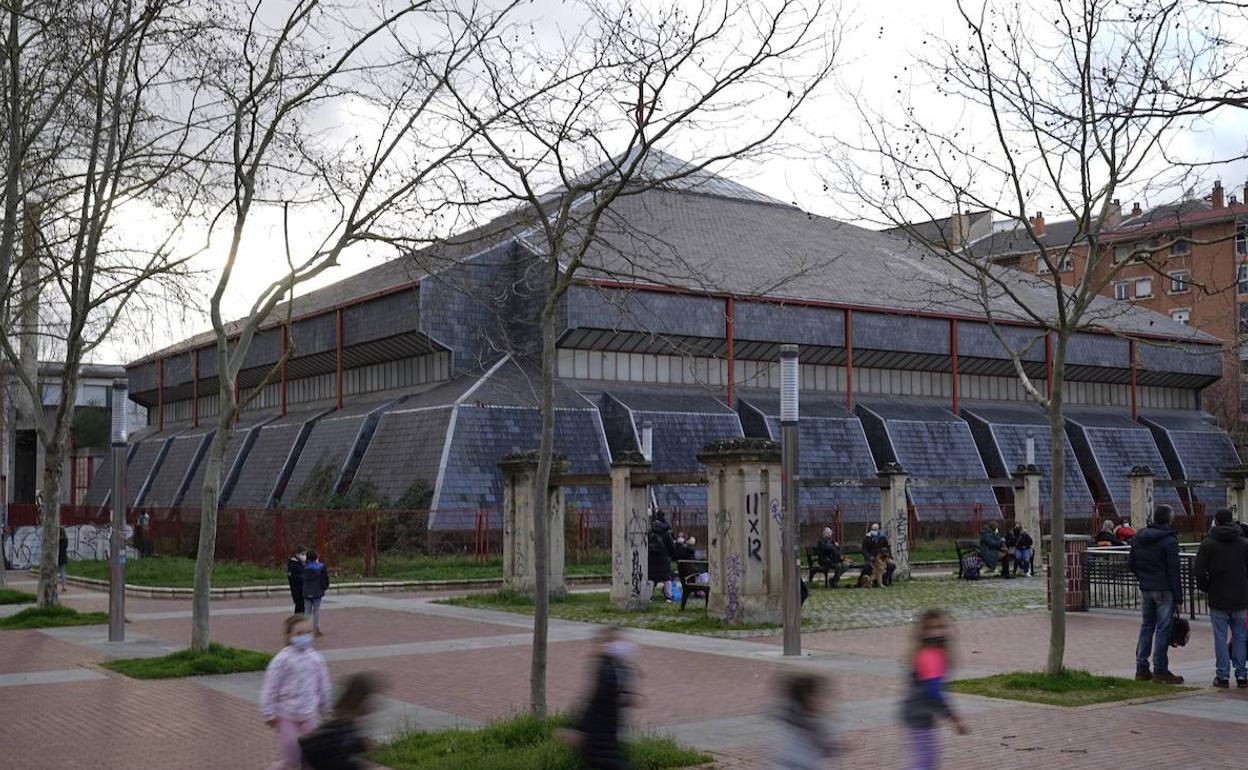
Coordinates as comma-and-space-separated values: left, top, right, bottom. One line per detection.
2, 572, 1245, 769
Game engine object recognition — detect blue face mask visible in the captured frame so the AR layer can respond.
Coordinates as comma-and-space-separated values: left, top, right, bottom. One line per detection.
290, 633, 314, 650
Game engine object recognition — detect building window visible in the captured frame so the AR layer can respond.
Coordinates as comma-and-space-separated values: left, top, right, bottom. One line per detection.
1171, 235, 1190, 255
1113, 281, 1130, 301
1236, 221, 1247, 256
1169, 270, 1189, 294
1170, 309, 1190, 326
1239, 264, 1248, 296
1113, 244, 1132, 263
1036, 253, 1073, 274
1135, 277, 1153, 299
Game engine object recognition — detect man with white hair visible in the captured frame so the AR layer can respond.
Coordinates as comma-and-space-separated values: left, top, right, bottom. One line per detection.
813, 527, 847, 587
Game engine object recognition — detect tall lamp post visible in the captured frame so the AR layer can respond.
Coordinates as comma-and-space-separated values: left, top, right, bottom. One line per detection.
109, 379, 127, 642
779, 344, 801, 655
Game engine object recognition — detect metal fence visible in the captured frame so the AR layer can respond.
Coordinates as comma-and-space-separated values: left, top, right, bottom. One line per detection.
1086, 545, 1208, 619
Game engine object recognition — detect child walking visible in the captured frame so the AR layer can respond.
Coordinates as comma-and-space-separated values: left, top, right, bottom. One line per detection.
771, 672, 839, 770
260, 615, 333, 770
299, 672, 383, 770
901, 609, 967, 770
302, 549, 330, 635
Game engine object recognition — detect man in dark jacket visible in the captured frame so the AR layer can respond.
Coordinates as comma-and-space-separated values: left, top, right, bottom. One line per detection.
1128, 505, 1184, 684
647, 511, 677, 602
574, 626, 637, 770
979, 522, 1013, 578
813, 527, 846, 587
287, 545, 307, 615
1194, 508, 1248, 688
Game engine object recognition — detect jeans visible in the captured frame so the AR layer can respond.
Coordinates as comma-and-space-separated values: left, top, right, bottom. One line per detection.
307, 597, 323, 631
1136, 590, 1175, 674
1210, 608, 1247, 681
1015, 548, 1033, 575
907, 726, 939, 770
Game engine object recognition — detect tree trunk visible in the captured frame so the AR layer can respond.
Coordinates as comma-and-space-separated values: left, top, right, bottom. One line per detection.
1045, 334, 1068, 675
191, 411, 232, 651
0, 370, 7, 590
35, 398, 74, 608
530, 300, 558, 717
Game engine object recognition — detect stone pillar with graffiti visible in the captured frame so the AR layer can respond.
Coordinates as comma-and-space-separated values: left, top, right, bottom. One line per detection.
1128, 465, 1155, 531
878, 463, 910, 580
499, 451, 567, 600
610, 452, 652, 610
1013, 463, 1042, 558
699, 438, 783, 625
1224, 465, 1248, 521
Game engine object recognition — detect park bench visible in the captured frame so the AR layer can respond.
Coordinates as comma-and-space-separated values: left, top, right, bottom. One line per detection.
805, 544, 863, 588
954, 538, 981, 579
676, 559, 710, 610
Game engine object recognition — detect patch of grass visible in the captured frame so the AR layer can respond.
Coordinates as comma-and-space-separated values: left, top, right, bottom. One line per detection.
104, 643, 273, 679
949, 669, 1193, 707
0, 605, 109, 629
67, 554, 611, 589
0, 588, 36, 605
371, 714, 710, 770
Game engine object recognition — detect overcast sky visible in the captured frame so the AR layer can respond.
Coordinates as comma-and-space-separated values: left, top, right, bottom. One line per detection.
98, 0, 1248, 365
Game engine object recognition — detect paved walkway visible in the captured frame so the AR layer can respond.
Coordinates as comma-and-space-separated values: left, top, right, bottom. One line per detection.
1, 571, 1244, 769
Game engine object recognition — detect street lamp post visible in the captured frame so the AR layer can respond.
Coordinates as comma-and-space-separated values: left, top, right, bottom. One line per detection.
779, 344, 801, 656
109, 380, 127, 642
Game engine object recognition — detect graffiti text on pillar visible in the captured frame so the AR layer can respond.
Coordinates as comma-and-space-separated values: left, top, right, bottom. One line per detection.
747, 493, 763, 563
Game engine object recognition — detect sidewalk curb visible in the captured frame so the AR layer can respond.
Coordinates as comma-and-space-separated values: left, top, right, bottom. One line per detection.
60, 573, 610, 600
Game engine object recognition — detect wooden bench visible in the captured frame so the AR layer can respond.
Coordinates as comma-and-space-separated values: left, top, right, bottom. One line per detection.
955, 538, 981, 579
805, 544, 863, 588
676, 559, 710, 610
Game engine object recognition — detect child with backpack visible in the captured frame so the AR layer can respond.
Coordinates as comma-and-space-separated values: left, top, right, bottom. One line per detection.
260, 615, 333, 770
901, 608, 968, 770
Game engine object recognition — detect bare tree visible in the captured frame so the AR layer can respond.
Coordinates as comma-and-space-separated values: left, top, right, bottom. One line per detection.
840, 0, 1234, 672
185, 0, 520, 651
434, 0, 836, 714
0, 0, 209, 607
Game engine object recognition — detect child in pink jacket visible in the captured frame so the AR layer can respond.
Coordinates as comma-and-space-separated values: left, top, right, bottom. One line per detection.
261, 615, 333, 769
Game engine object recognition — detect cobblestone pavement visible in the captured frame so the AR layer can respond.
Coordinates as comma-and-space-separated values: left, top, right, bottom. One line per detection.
1, 571, 1244, 769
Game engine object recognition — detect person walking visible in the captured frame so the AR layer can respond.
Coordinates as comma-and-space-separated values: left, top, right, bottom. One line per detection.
298, 671, 382, 770
1193, 508, 1248, 688
571, 626, 638, 770
302, 550, 330, 636
901, 608, 967, 770
771, 672, 839, 769
57, 528, 69, 593
287, 545, 307, 616
647, 511, 677, 602
260, 615, 333, 770
1128, 505, 1185, 684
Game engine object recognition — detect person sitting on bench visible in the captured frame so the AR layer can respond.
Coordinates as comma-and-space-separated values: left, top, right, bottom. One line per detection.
862, 523, 896, 586
979, 521, 1014, 578
814, 527, 848, 587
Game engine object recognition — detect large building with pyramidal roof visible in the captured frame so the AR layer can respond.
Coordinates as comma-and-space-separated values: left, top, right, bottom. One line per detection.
100, 153, 1238, 527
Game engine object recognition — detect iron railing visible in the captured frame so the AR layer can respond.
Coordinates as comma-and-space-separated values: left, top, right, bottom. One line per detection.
1087, 545, 1207, 619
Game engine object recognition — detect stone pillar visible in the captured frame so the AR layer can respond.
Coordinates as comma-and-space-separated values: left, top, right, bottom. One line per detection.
499, 451, 566, 599
610, 452, 652, 610
1224, 465, 1248, 520
1013, 463, 1042, 561
878, 463, 910, 580
1044, 534, 1092, 612
1128, 465, 1155, 530
699, 438, 783, 625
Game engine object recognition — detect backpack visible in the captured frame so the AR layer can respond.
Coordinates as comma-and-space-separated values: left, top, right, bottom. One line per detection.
961, 555, 983, 581
298, 720, 365, 770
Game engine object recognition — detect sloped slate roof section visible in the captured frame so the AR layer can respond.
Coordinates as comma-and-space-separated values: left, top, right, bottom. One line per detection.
960, 402, 1093, 508
179, 413, 278, 509
1139, 409, 1240, 505
1064, 408, 1182, 510
738, 393, 880, 519
1136, 343, 1222, 387
140, 428, 214, 508
126, 437, 169, 506
225, 408, 328, 507
349, 405, 453, 504
281, 401, 389, 506
433, 405, 611, 526
83, 441, 143, 508
855, 398, 999, 517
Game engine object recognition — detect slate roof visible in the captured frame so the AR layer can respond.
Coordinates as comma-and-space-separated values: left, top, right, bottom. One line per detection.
1139, 409, 1241, 504
178, 413, 277, 509
349, 405, 453, 505
140, 427, 214, 507
1064, 407, 1182, 511
225, 407, 330, 507
964, 218, 1085, 261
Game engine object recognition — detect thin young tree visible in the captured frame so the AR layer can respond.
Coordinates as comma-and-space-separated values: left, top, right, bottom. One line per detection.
437, 0, 837, 714
841, 0, 1231, 673
0, 0, 210, 607
185, 0, 520, 651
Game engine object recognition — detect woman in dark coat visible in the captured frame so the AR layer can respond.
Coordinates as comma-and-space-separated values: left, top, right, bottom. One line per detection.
647, 511, 677, 601
575, 627, 637, 770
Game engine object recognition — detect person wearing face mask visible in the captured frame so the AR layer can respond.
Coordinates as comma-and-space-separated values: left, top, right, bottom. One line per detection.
260, 615, 333, 770
861, 523, 896, 587
901, 608, 968, 770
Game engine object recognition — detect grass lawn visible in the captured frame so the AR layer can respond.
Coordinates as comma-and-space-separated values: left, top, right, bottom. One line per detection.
949, 669, 1194, 707
104, 643, 273, 679
443, 576, 1046, 637
371, 714, 710, 770
0, 588, 36, 605
0, 605, 109, 630
67, 554, 611, 589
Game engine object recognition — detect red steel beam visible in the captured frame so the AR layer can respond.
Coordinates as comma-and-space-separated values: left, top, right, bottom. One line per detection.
157, 358, 165, 432
191, 351, 199, 428
845, 309, 854, 413
279, 324, 288, 417
1129, 338, 1138, 420
950, 319, 959, 415
335, 308, 344, 410
725, 297, 735, 406
1045, 333, 1053, 398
